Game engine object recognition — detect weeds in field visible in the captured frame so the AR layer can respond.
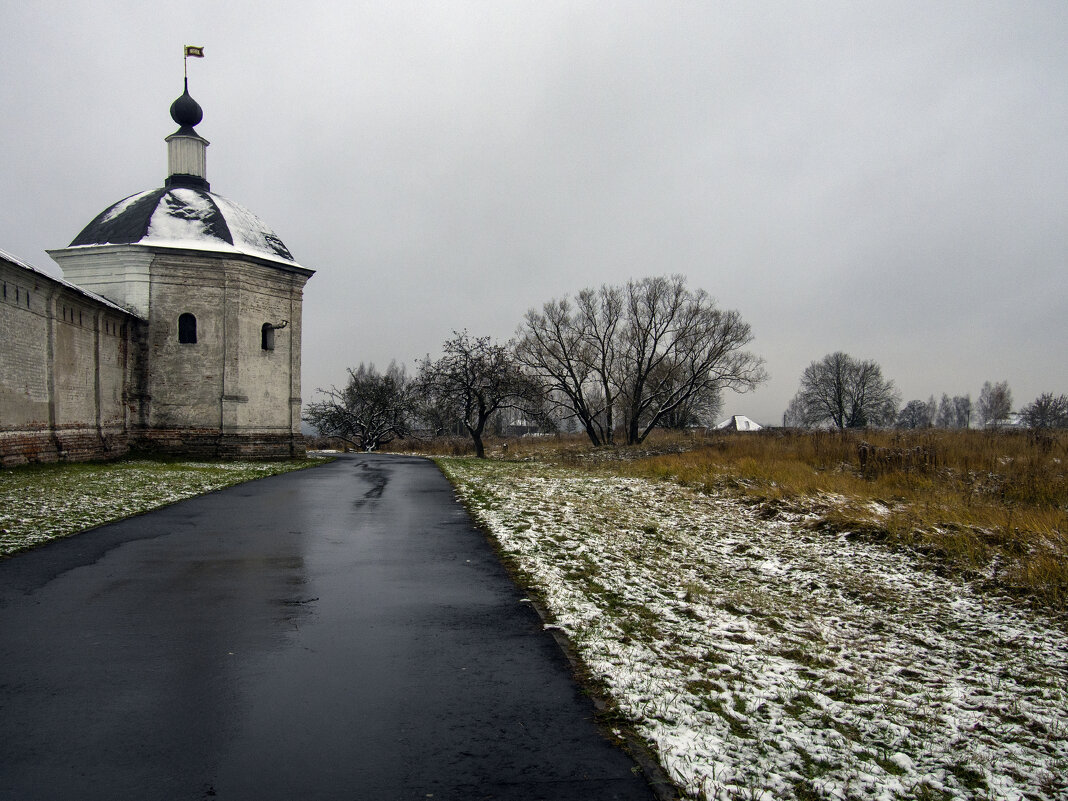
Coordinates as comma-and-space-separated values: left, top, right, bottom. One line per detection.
608, 429, 1067, 612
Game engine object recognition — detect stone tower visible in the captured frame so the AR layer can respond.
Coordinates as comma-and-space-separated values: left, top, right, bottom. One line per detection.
47, 81, 314, 458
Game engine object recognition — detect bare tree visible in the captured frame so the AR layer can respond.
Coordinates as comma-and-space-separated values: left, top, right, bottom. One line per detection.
1019, 393, 1068, 430
936, 393, 973, 429
789, 352, 900, 429
896, 399, 934, 429
515, 288, 623, 446
935, 394, 955, 428
658, 381, 723, 429
303, 362, 413, 451
517, 276, 765, 446
953, 394, 973, 429
784, 392, 808, 428
977, 381, 1013, 429
416, 331, 542, 458
618, 276, 765, 444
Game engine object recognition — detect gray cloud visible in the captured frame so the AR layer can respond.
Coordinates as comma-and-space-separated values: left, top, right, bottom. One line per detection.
3, 1, 1065, 423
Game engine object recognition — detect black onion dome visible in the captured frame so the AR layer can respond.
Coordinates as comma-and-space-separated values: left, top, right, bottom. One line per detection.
69, 187, 296, 263
169, 80, 204, 135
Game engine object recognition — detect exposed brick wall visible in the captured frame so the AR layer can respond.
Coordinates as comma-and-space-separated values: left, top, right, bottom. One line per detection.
0, 426, 131, 467
134, 429, 306, 459
0, 430, 58, 467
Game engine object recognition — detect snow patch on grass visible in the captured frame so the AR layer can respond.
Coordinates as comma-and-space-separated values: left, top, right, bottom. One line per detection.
441, 458, 1068, 801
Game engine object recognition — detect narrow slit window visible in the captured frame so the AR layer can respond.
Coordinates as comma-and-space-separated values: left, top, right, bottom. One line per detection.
261, 322, 275, 351
178, 313, 197, 344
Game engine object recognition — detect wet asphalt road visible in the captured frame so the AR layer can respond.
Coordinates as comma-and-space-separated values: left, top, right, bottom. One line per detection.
0, 454, 659, 801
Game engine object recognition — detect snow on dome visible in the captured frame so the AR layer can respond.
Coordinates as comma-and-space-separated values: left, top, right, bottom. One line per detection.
68, 187, 297, 266
209, 194, 294, 261
146, 188, 219, 242
100, 190, 156, 224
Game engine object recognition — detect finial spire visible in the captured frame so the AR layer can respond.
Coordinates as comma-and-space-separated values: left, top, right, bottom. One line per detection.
166, 47, 210, 190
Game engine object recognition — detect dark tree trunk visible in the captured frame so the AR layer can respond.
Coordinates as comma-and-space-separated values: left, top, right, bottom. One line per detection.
468, 414, 488, 458
582, 419, 603, 447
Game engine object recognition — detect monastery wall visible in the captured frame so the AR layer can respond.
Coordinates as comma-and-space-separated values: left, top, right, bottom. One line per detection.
0, 258, 137, 466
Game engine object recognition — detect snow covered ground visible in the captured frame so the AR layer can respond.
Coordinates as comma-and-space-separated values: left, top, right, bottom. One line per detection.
441, 458, 1068, 801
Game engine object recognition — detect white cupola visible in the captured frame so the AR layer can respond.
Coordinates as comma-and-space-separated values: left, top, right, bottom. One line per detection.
165, 78, 210, 189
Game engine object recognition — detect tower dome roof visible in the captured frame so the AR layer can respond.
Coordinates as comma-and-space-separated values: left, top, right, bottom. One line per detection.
69, 187, 298, 265
63, 79, 305, 270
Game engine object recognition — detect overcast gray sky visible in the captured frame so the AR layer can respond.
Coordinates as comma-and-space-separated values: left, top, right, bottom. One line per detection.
3, 1, 1066, 425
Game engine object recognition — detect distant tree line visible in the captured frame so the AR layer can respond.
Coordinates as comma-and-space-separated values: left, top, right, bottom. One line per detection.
305, 276, 1065, 453
785, 354, 1065, 432
304, 275, 766, 455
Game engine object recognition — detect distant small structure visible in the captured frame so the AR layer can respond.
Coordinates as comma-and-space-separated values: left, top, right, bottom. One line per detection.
715, 415, 763, 432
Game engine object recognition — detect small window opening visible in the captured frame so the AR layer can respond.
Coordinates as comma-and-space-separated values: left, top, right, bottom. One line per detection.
261, 323, 276, 351
178, 313, 198, 344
